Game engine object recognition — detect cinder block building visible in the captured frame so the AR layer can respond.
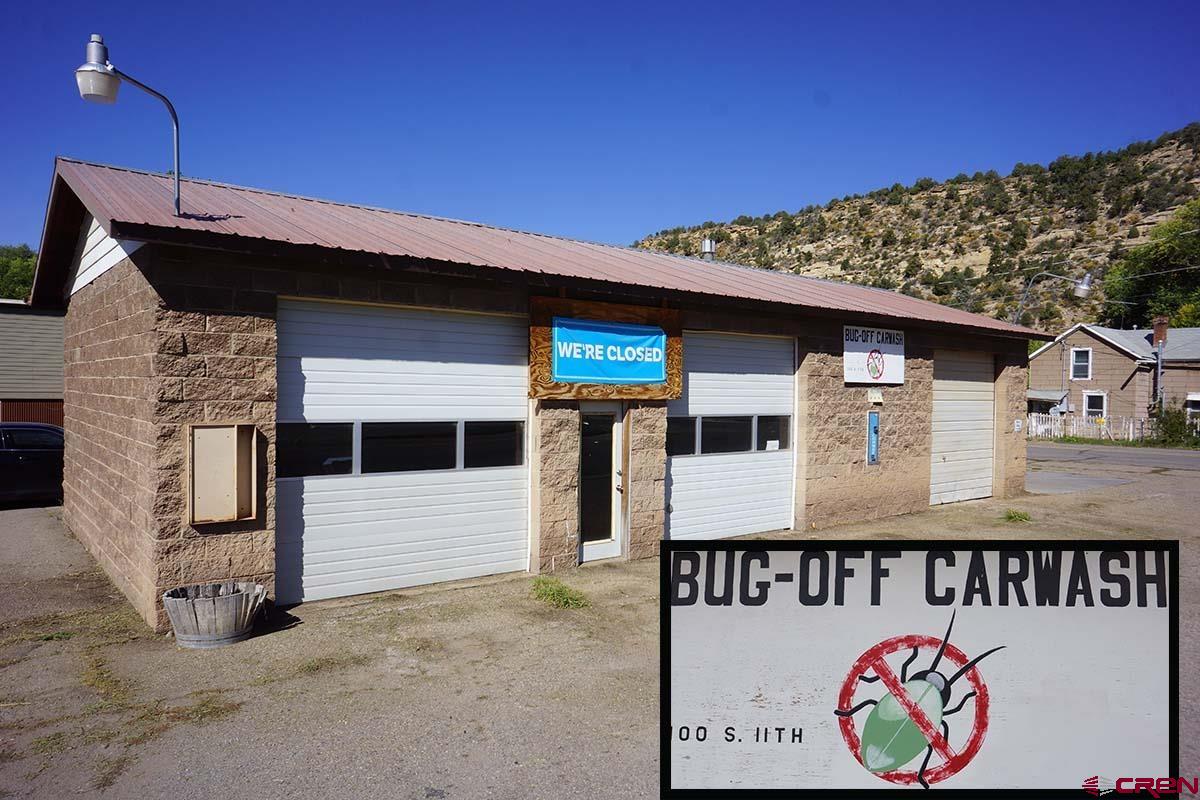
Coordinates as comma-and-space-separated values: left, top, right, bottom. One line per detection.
30, 158, 1045, 630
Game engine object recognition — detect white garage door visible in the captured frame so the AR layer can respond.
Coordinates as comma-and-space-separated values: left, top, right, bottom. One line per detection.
666, 332, 795, 540
930, 350, 995, 505
275, 300, 529, 604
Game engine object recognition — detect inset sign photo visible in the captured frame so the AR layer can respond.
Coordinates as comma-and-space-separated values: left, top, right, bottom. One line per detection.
662, 540, 1177, 797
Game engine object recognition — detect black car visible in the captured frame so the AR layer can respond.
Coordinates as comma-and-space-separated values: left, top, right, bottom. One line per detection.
0, 423, 64, 504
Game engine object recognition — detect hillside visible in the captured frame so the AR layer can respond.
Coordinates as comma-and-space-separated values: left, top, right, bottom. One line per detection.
635, 124, 1200, 328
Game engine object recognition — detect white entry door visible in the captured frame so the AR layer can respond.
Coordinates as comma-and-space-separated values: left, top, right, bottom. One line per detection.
274, 300, 530, 604
930, 350, 995, 505
579, 401, 623, 562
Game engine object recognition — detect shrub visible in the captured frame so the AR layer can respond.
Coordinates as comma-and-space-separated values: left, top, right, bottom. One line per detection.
1153, 403, 1200, 448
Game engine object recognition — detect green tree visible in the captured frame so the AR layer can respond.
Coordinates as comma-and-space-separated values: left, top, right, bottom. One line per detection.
0, 245, 36, 300
1103, 198, 1200, 326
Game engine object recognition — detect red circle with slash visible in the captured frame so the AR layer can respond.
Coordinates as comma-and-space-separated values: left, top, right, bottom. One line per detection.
866, 349, 886, 380
836, 634, 990, 786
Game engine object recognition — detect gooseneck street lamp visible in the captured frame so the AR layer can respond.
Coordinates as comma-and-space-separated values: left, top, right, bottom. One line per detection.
1010, 270, 1093, 324
75, 34, 182, 216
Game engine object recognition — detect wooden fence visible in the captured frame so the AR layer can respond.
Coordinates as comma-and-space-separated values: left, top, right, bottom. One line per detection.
1025, 413, 1155, 442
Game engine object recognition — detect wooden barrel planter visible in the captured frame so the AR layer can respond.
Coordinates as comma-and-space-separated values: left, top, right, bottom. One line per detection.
162, 581, 266, 649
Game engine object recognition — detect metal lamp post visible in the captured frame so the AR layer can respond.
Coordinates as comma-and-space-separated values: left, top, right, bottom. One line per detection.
75, 34, 182, 216
1010, 271, 1093, 324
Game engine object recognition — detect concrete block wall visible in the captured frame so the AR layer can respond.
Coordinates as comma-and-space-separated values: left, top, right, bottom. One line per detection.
993, 349, 1028, 499
532, 401, 581, 572
145, 246, 279, 631
62, 255, 160, 624
626, 402, 667, 561
796, 324, 935, 529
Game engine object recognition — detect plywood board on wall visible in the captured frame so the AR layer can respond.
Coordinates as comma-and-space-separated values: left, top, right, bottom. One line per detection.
529, 296, 683, 400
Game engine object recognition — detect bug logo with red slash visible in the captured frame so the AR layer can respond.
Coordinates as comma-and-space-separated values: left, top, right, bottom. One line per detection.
834, 611, 1004, 789
865, 348, 886, 380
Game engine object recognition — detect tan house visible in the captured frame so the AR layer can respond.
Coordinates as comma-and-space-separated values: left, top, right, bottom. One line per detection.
1028, 320, 1200, 420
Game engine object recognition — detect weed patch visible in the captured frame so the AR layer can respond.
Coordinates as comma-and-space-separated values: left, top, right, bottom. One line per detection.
296, 654, 370, 675
81, 656, 132, 709
92, 755, 131, 790
31, 732, 68, 756
531, 577, 590, 609
1003, 509, 1032, 523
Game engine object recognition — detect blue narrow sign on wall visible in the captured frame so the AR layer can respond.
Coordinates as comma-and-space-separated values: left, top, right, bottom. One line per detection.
867, 410, 880, 465
551, 316, 667, 384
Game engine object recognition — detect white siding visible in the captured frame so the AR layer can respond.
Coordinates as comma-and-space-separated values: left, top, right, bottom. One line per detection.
277, 300, 528, 422
665, 450, 793, 540
275, 300, 529, 604
68, 214, 142, 296
668, 332, 794, 416
666, 332, 795, 540
0, 311, 63, 398
930, 350, 995, 505
276, 468, 528, 603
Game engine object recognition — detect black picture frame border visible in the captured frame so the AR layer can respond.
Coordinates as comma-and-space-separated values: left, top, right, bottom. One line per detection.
660, 538, 1180, 799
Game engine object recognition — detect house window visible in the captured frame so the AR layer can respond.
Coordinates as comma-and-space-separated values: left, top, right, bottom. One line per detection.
1083, 392, 1106, 419
1071, 348, 1092, 380
277, 423, 354, 478
1186, 397, 1200, 422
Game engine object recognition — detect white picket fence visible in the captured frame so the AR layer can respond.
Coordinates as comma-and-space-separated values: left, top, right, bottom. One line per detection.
1025, 413, 1155, 442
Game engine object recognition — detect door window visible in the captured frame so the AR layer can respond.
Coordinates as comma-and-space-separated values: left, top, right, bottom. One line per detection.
579, 414, 614, 543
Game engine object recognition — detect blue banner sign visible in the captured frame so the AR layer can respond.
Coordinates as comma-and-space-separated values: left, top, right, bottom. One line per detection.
551, 316, 667, 384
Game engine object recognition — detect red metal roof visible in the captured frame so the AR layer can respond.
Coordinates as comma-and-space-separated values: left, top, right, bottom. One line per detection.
43, 158, 1043, 337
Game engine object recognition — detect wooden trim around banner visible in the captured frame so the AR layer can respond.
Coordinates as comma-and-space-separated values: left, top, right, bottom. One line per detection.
529, 297, 682, 400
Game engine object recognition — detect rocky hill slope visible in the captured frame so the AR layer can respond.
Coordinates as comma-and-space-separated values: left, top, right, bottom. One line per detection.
635, 124, 1200, 328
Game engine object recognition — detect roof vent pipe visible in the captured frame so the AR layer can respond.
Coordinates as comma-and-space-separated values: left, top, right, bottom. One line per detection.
701, 238, 716, 261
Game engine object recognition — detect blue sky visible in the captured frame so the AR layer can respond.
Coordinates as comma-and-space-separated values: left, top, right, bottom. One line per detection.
4, 0, 1199, 249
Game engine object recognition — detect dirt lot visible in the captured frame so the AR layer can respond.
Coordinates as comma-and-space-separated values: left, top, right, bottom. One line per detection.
0, 442, 1195, 798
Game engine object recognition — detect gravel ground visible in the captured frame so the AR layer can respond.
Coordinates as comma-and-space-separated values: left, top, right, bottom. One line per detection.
0, 442, 1194, 798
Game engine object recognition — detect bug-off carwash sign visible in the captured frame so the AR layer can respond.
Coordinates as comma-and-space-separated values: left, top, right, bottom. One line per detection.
844, 325, 905, 384
662, 541, 1177, 795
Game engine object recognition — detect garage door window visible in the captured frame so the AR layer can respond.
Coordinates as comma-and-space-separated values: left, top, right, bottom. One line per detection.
755, 416, 790, 451
464, 421, 524, 468
363, 422, 457, 473
666, 417, 697, 456
700, 416, 753, 453
667, 415, 791, 456
279, 419, 525, 478
277, 423, 354, 478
